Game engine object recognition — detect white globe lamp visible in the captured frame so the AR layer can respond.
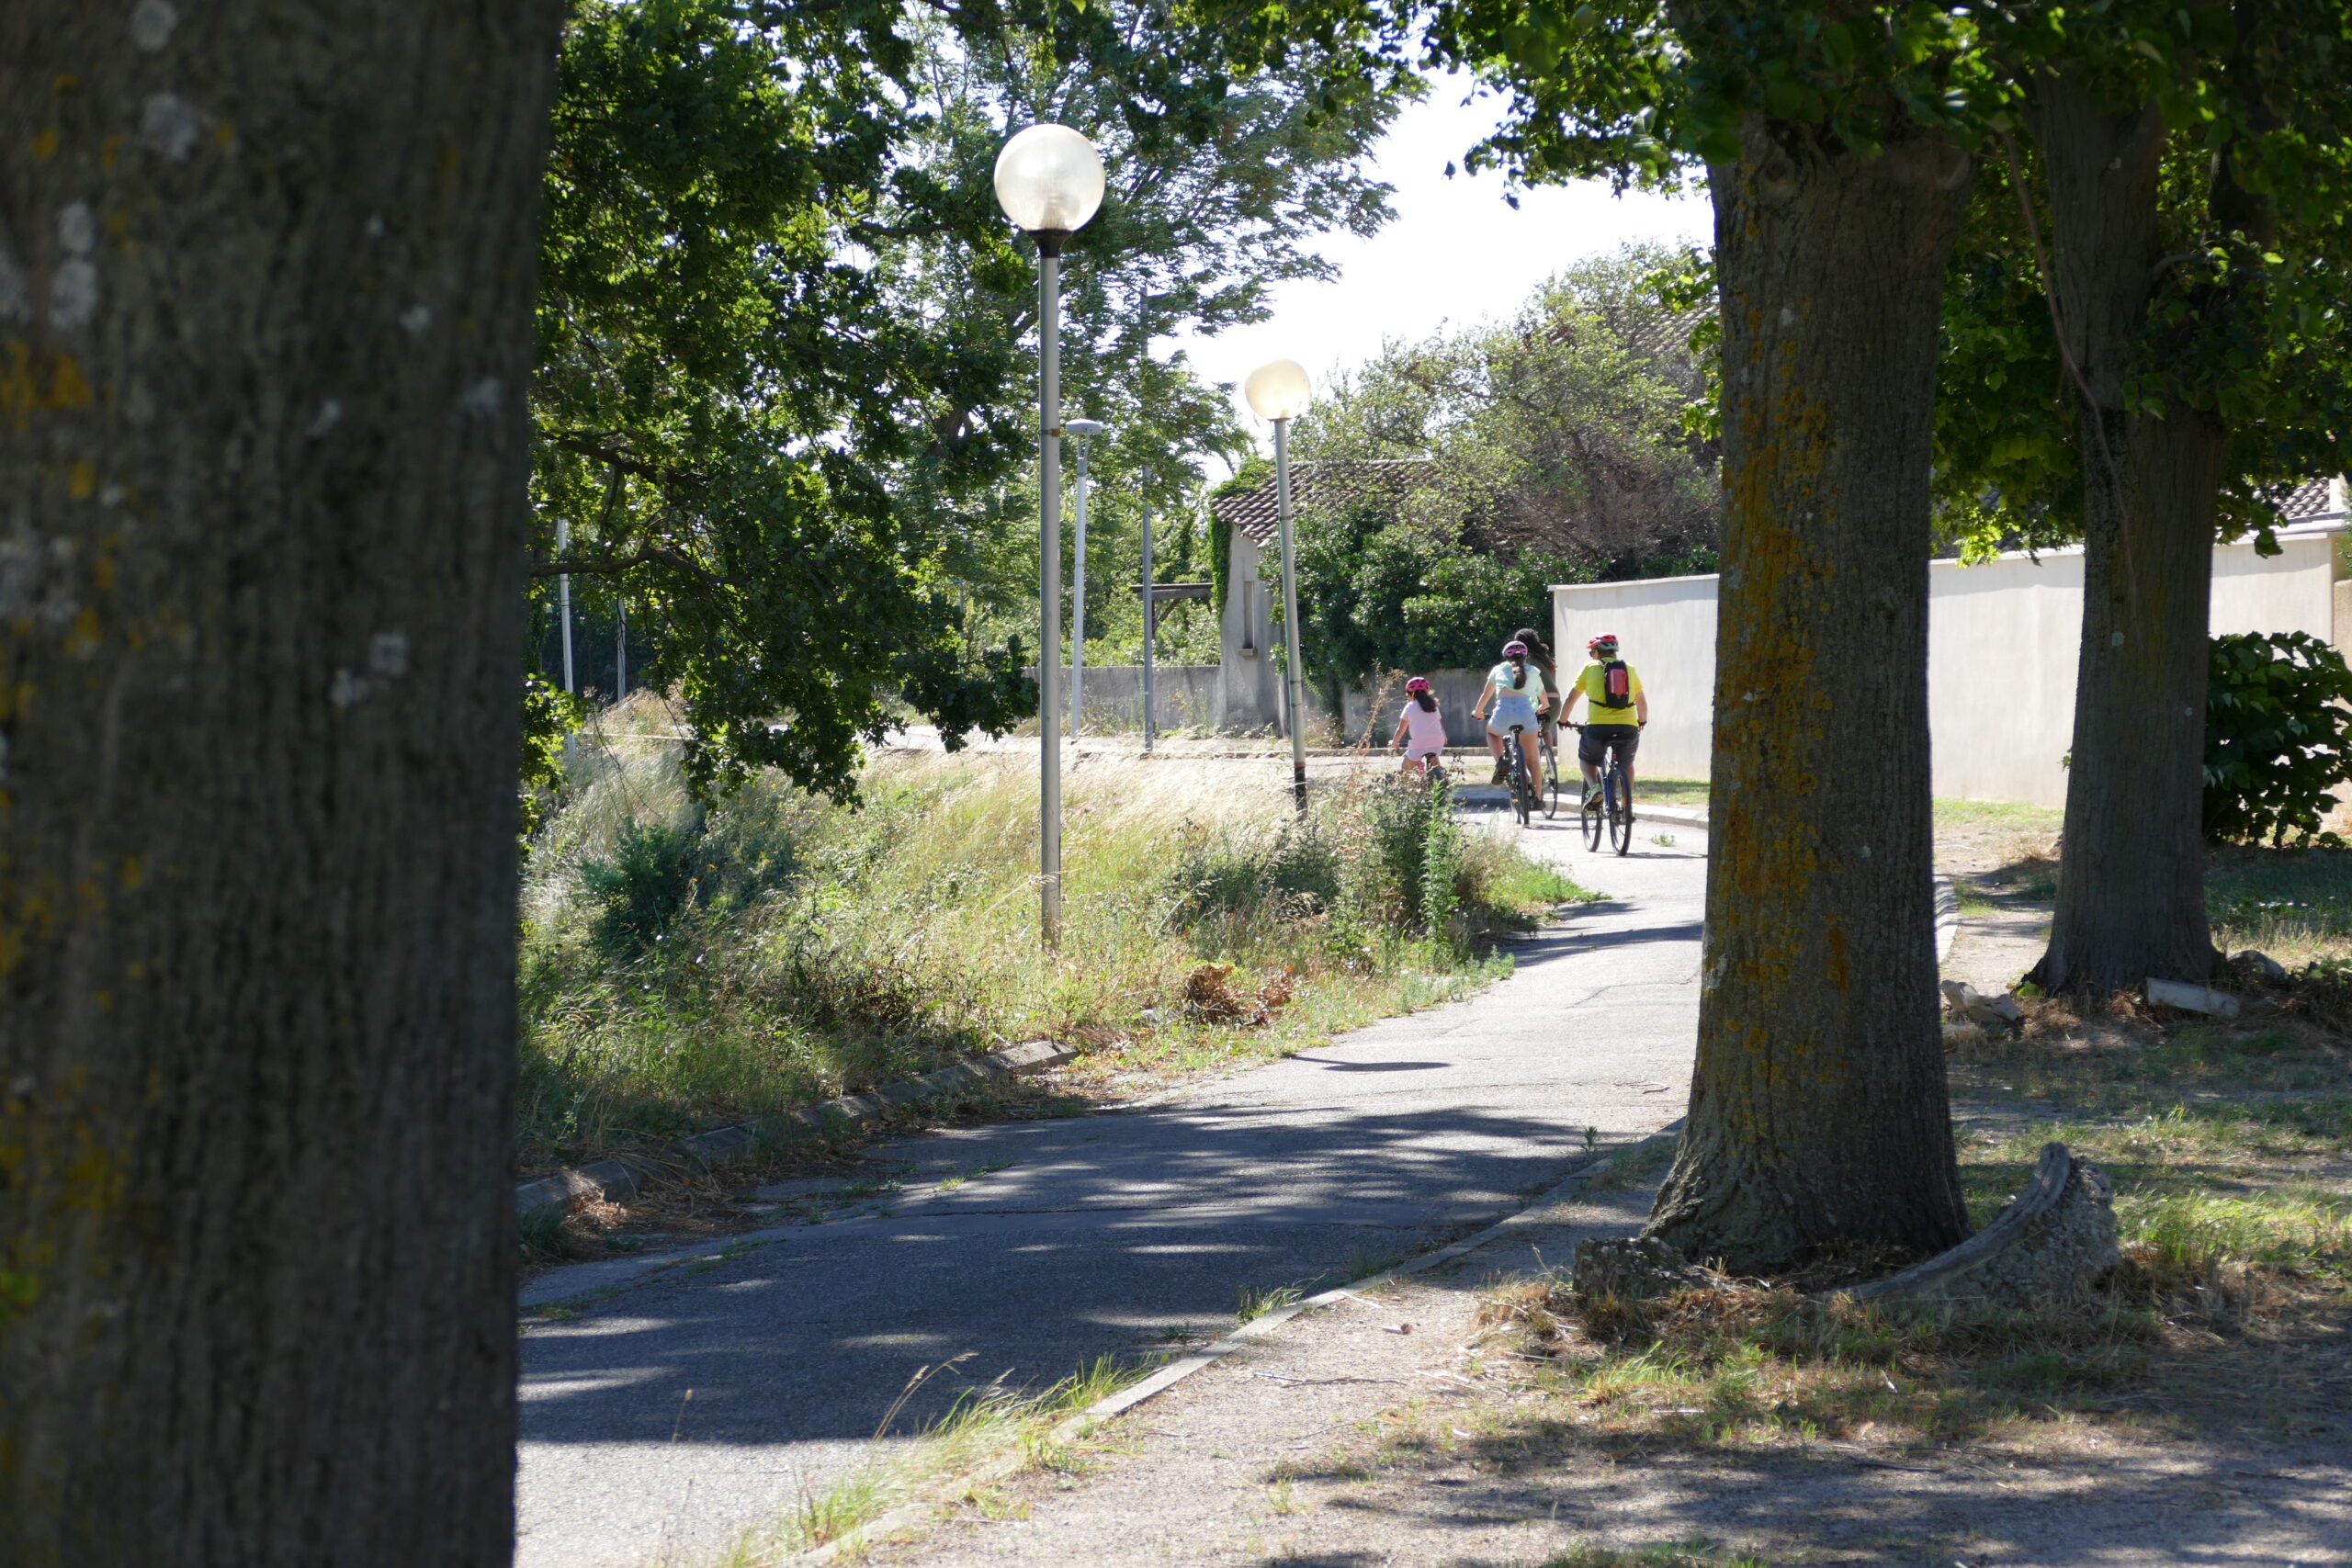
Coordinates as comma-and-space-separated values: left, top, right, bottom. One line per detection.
992, 125, 1106, 247
1244, 358, 1313, 423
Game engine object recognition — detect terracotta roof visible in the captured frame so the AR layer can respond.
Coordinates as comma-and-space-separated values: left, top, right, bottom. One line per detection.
1208, 458, 1431, 546
2277, 476, 2340, 522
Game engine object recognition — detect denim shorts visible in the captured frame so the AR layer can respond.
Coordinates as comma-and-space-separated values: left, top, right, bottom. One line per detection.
1487, 697, 1539, 737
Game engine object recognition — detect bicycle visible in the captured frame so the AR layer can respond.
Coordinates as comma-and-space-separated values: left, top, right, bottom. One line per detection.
1398, 747, 1449, 792
1503, 723, 1537, 827
1570, 723, 1635, 855
1537, 728, 1562, 819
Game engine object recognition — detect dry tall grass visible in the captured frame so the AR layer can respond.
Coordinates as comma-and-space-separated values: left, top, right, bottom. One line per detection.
517, 700, 1586, 1168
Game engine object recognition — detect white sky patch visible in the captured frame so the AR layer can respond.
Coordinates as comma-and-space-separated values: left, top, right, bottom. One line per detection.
1170, 73, 1713, 467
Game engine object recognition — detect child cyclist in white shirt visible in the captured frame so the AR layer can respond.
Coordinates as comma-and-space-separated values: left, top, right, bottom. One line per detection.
1390, 675, 1447, 779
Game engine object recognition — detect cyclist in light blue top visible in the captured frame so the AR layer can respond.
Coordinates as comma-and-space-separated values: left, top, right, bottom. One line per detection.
1471, 638, 1550, 788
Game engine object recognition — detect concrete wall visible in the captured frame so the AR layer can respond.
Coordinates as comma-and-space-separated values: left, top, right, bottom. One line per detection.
1220, 531, 1284, 731
1055, 665, 1226, 732
1553, 526, 2347, 807
1340, 669, 1494, 748
1548, 573, 1721, 783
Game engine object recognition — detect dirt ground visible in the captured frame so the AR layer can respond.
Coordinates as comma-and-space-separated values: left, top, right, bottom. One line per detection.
863, 1168, 2352, 1567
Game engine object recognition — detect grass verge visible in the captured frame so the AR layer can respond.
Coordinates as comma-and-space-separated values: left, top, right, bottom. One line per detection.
1465, 1026, 2350, 1468
697, 1354, 1143, 1564
519, 697, 1595, 1173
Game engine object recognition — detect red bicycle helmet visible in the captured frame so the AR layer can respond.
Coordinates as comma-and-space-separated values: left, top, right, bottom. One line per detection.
1587, 633, 1619, 654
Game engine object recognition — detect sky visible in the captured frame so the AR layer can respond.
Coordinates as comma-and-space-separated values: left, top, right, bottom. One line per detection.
1175, 75, 1713, 465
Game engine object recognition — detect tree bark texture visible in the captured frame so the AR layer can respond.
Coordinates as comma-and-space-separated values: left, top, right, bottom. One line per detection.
0, 5, 560, 1563
2025, 73, 2226, 997
1645, 118, 1974, 1273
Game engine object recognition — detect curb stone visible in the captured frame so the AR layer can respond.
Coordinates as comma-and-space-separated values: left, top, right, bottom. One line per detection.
514, 1040, 1076, 1224
788, 1121, 1686, 1565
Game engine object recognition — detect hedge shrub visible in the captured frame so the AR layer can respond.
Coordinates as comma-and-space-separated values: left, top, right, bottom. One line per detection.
2205, 630, 2352, 847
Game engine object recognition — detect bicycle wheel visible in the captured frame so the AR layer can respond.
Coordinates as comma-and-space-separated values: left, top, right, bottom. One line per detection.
1513, 759, 1532, 826
1579, 770, 1602, 851
1540, 737, 1560, 819
1607, 760, 1634, 855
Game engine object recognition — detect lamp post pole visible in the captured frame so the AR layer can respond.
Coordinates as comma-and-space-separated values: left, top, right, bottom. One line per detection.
1066, 420, 1104, 745
557, 516, 575, 694
1272, 416, 1307, 818
1036, 246, 1065, 942
1140, 501, 1155, 753
994, 122, 1104, 949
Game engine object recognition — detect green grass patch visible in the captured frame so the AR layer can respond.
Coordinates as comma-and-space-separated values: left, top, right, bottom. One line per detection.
518, 704, 1593, 1168
707, 1353, 1144, 1562
1237, 1281, 1306, 1323
1542, 1543, 1774, 1568
2206, 844, 2352, 966
1465, 1061, 2350, 1465
1933, 797, 2065, 838
1633, 776, 1710, 807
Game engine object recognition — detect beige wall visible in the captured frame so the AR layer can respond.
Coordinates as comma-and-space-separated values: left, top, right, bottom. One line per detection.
1548, 572, 1722, 784
1554, 526, 2347, 807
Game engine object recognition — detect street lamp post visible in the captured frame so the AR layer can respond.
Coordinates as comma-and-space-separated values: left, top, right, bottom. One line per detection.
1140, 500, 1155, 753
1246, 358, 1314, 818
557, 516, 575, 694
994, 124, 1106, 946
1065, 418, 1105, 744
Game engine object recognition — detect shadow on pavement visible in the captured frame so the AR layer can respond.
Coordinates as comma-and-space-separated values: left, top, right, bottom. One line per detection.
521, 1101, 1603, 1450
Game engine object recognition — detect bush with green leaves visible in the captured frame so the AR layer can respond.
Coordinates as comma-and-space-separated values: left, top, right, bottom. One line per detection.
2204, 631, 2352, 848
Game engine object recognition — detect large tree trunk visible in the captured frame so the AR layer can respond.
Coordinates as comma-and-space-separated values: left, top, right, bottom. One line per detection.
1645, 118, 1974, 1273
0, 5, 560, 1563
2025, 74, 2228, 997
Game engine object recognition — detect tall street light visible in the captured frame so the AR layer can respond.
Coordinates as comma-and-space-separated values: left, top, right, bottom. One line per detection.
995, 123, 1105, 946
556, 516, 575, 694
1065, 418, 1106, 744
1246, 357, 1313, 818
1139, 499, 1156, 753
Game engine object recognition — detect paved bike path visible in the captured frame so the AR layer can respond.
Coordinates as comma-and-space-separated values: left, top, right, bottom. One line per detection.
514, 816, 1706, 1568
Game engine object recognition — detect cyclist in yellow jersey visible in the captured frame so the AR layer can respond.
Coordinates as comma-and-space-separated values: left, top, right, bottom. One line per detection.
1557, 632, 1647, 810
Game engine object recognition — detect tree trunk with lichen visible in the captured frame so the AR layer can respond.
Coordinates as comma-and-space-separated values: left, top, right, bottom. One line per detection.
0, 3, 560, 1563
1644, 118, 1974, 1274
2023, 72, 2230, 998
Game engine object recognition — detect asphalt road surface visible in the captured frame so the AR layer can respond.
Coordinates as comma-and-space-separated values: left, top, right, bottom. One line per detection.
514, 811, 1705, 1568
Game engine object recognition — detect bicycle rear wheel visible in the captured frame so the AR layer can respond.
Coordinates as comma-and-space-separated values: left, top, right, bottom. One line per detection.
1540, 737, 1560, 818
1607, 761, 1634, 855
1579, 773, 1602, 851
1513, 761, 1532, 826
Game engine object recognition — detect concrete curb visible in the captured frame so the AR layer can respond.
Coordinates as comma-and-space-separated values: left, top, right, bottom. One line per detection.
514, 1040, 1076, 1224
791, 1121, 1685, 1564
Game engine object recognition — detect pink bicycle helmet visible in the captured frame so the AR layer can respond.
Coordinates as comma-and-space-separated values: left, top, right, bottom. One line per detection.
1404, 675, 1430, 693
1501, 640, 1528, 658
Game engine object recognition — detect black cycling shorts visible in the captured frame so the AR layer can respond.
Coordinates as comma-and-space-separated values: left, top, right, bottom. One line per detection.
1577, 723, 1640, 767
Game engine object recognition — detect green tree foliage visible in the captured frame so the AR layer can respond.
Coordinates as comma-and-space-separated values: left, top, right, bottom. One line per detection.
2205, 632, 2352, 850
1933, 17, 2352, 560
1919, 1, 2352, 996
532, 0, 1402, 799
1280, 249, 1713, 704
